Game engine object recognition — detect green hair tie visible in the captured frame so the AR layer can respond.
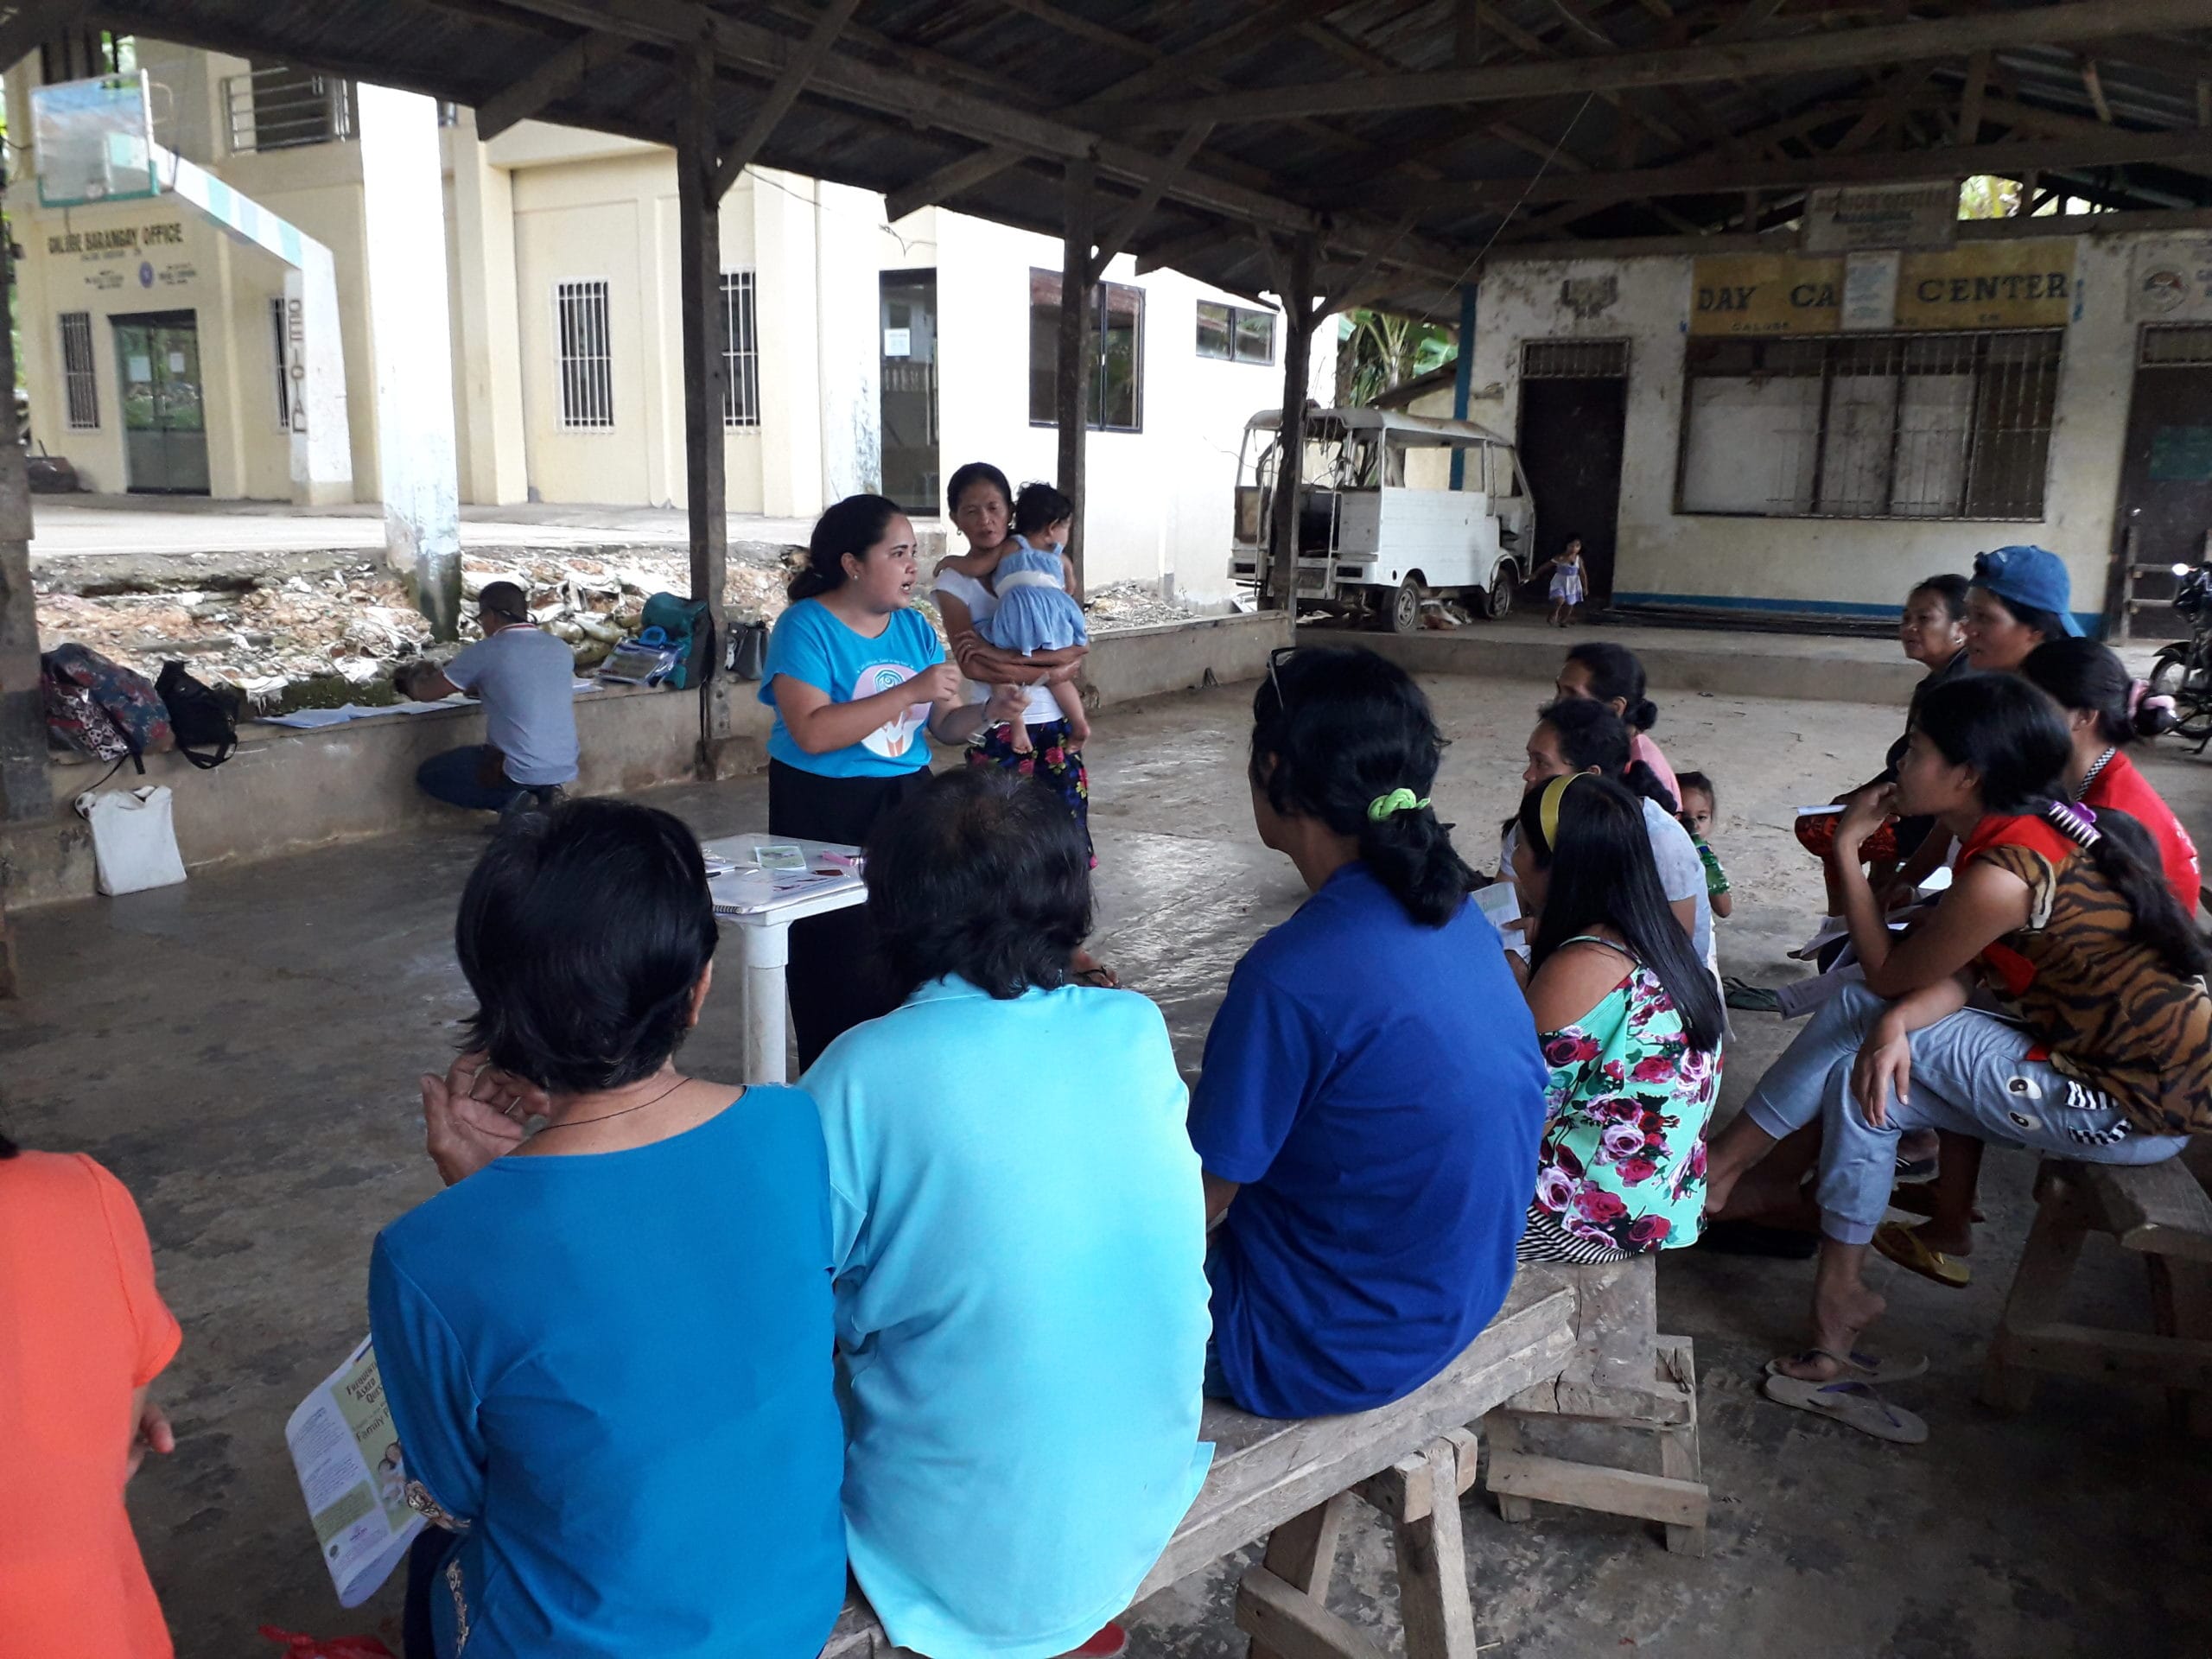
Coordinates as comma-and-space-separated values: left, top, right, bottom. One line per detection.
1367, 788, 1432, 822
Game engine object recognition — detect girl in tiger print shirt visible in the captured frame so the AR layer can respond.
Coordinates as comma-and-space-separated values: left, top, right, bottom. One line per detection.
1702, 672, 2209, 1397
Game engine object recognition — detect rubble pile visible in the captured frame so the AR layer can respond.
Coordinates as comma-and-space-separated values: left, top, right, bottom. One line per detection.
35, 548, 1210, 714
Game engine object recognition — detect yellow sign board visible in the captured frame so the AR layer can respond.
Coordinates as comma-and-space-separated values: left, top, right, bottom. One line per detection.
1691, 240, 2075, 334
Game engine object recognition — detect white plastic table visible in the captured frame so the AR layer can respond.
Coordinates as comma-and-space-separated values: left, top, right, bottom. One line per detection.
701, 834, 868, 1084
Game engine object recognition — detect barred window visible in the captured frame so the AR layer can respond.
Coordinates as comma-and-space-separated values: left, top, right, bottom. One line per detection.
1676, 329, 2060, 521
721, 271, 760, 429
1522, 339, 1629, 378
554, 279, 613, 430
60, 312, 98, 429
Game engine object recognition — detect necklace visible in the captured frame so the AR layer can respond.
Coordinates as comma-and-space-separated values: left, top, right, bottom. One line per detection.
533, 1074, 689, 1134
2075, 746, 2117, 802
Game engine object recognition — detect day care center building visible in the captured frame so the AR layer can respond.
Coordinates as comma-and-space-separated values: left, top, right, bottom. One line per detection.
6, 39, 1309, 591
1407, 213, 2212, 631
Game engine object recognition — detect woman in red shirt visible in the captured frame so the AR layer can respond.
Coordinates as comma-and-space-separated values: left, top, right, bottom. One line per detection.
2022, 638, 2199, 915
0, 1135, 181, 1658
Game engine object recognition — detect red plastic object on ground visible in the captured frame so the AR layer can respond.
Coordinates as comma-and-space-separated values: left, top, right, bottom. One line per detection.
257, 1626, 397, 1659
1794, 810, 1900, 865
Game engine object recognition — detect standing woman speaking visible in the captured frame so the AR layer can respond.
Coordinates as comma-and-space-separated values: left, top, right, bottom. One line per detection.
761, 494, 1020, 1067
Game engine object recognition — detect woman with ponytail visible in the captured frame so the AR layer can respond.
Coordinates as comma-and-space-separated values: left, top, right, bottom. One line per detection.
760, 495, 1023, 1065
1187, 646, 1548, 1418
1514, 697, 1713, 971
2021, 637, 2199, 912
1705, 674, 2211, 1433
1510, 773, 1724, 1264
1556, 641, 1680, 810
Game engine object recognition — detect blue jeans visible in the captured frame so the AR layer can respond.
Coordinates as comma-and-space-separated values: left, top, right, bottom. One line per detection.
417, 745, 562, 814
1742, 981, 2187, 1246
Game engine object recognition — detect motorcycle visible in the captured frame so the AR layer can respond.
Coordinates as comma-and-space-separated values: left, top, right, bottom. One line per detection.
2149, 557, 2212, 749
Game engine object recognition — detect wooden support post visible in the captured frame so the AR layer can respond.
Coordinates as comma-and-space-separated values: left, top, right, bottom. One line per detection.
0, 166, 48, 1000
1391, 1435, 1480, 1659
1056, 158, 1096, 592
1982, 1171, 2094, 1414
677, 55, 732, 778
1448, 282, 1477, 490
1249, 1492, 1351, 1659
1266, 233, 1317, 614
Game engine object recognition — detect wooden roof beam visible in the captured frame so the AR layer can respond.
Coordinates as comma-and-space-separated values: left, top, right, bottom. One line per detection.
1087, 0, 2212, 127
491, 0, 1473, 284
709, 0, 863, 198
1349, 121, 2212, 213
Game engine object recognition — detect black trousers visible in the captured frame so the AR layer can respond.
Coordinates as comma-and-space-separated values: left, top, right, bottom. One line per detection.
767, 759, 930, 1071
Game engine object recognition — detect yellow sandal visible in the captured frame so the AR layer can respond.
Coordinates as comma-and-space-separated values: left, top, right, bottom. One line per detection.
1872, 1221, 1971, 1289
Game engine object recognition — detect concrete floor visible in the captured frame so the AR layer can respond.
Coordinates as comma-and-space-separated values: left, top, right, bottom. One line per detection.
8, 666, 2212, 1658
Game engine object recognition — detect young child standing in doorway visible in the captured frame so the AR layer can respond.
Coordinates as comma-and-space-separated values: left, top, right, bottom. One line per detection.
938, 481, 1091, 753
1539, 537, 1587, 628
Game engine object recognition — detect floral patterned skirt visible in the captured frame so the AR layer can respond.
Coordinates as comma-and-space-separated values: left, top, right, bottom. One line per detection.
966, 718, 1093, 865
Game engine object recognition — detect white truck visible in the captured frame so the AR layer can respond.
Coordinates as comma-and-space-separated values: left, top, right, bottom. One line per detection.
1229, 406, 1537, 633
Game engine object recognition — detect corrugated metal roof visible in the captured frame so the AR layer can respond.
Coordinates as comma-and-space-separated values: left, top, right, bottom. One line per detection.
91, 0, 2212, 315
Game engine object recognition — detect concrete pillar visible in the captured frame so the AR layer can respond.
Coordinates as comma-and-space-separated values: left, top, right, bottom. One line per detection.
753, 168, 824, 519
358, 84, 463, 638
449, 112, 528, 506
815, 180, 881, 503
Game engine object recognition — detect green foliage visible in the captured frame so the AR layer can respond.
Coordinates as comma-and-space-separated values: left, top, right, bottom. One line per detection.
1336, 308, 1457, 408
1957, 175, 2020, 220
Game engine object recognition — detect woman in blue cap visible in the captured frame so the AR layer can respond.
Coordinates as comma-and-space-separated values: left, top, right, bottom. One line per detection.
1963, 543, 2082, 672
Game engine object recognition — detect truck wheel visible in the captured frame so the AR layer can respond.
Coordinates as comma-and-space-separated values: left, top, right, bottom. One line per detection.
1480, 559, 1516, 620
1389, 576, 1426, 635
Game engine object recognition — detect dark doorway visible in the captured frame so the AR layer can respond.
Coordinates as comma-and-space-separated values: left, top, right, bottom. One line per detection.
880, 270, 938, 516
2117, 325, 2212, 613
112, 310, 210, 495
1516, 339, 1630, 604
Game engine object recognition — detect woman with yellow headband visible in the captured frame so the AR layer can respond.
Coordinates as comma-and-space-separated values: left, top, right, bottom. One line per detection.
1510, 773, 1726, 1262
1186, 646, 1548, 1418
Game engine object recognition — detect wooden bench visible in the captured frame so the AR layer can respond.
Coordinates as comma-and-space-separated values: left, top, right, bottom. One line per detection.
1983, 1156, 2212, 1436
821, 1257, 1708, 1659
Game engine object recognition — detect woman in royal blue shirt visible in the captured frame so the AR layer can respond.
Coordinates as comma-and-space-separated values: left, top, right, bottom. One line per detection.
761, 493, 1020, 1065
369, 800, 846, 1659
1188, 647, 1549, 1418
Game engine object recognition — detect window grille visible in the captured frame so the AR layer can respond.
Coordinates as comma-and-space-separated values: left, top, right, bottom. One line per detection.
555, 279, 614, 430
721, 271, 760, 429
1676, 328, 2060, 521
60, 312, 98, 429
1522, 339, 1630, 378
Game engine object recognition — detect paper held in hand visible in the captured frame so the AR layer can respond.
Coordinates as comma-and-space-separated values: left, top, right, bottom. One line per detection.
285, 1336, 425, 1607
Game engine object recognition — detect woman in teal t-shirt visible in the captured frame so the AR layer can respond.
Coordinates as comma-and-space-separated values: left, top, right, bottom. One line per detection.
760, 494, 1020, 1065
1508, 772, 1726, 1262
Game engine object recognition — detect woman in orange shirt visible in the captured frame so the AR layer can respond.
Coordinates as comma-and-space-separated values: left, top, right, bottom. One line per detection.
0, 1131, 181, 1659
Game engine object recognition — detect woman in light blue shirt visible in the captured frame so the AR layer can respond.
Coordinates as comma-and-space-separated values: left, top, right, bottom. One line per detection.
804, 768, 1211, 1659
370, 800, 847, 1659
761, 493, 1020, 1065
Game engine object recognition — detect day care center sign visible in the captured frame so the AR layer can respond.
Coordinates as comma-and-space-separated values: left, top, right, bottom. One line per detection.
1691, 240, 2075, 335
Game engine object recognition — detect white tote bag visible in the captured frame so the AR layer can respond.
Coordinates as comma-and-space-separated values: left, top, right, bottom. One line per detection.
75, 786, 188, 895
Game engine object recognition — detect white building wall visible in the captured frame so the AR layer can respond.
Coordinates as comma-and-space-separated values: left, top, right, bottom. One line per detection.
1435, 236, 2144, 623
931, 212, 1319, 592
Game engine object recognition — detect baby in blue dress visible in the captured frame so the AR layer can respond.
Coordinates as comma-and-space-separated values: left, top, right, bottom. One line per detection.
942, 480, 1090, 752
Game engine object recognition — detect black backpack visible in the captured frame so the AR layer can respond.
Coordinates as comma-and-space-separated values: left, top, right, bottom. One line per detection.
156, 661, 239, 770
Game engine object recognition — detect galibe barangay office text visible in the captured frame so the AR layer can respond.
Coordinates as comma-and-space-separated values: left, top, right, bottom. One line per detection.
1409, 224, 2212, 629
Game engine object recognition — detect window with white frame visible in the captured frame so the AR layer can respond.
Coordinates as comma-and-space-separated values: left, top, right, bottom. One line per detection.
1675, 328, 2061, 520
60, 312, 98, 429
721, 271, 760, 429
269, 297, 292, 431
1197, 299, 1275, 365
554, 279, 614, 430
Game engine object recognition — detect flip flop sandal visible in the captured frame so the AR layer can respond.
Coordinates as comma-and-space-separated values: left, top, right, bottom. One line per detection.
1893, 1153, 1939, 1182
1762, 1375, 1929, 1445
1887, 1185, 1985, 1224
1072, 965, 1120, 988
1872, 1221, 1972, 1289
1765, 1346, 1929, 1386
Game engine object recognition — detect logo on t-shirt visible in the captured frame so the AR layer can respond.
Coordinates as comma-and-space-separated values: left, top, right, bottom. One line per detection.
855, 662, 927, 759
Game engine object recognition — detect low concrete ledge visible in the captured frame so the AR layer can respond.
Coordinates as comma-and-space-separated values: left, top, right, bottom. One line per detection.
4, 612, 1295, 911
1356, 626, 1923, 706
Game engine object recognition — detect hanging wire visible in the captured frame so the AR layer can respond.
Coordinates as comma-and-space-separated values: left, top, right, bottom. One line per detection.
1421, 91, 1599, 323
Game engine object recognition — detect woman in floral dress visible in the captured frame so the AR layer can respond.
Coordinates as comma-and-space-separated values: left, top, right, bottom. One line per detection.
1508, 772, 1726, 1261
